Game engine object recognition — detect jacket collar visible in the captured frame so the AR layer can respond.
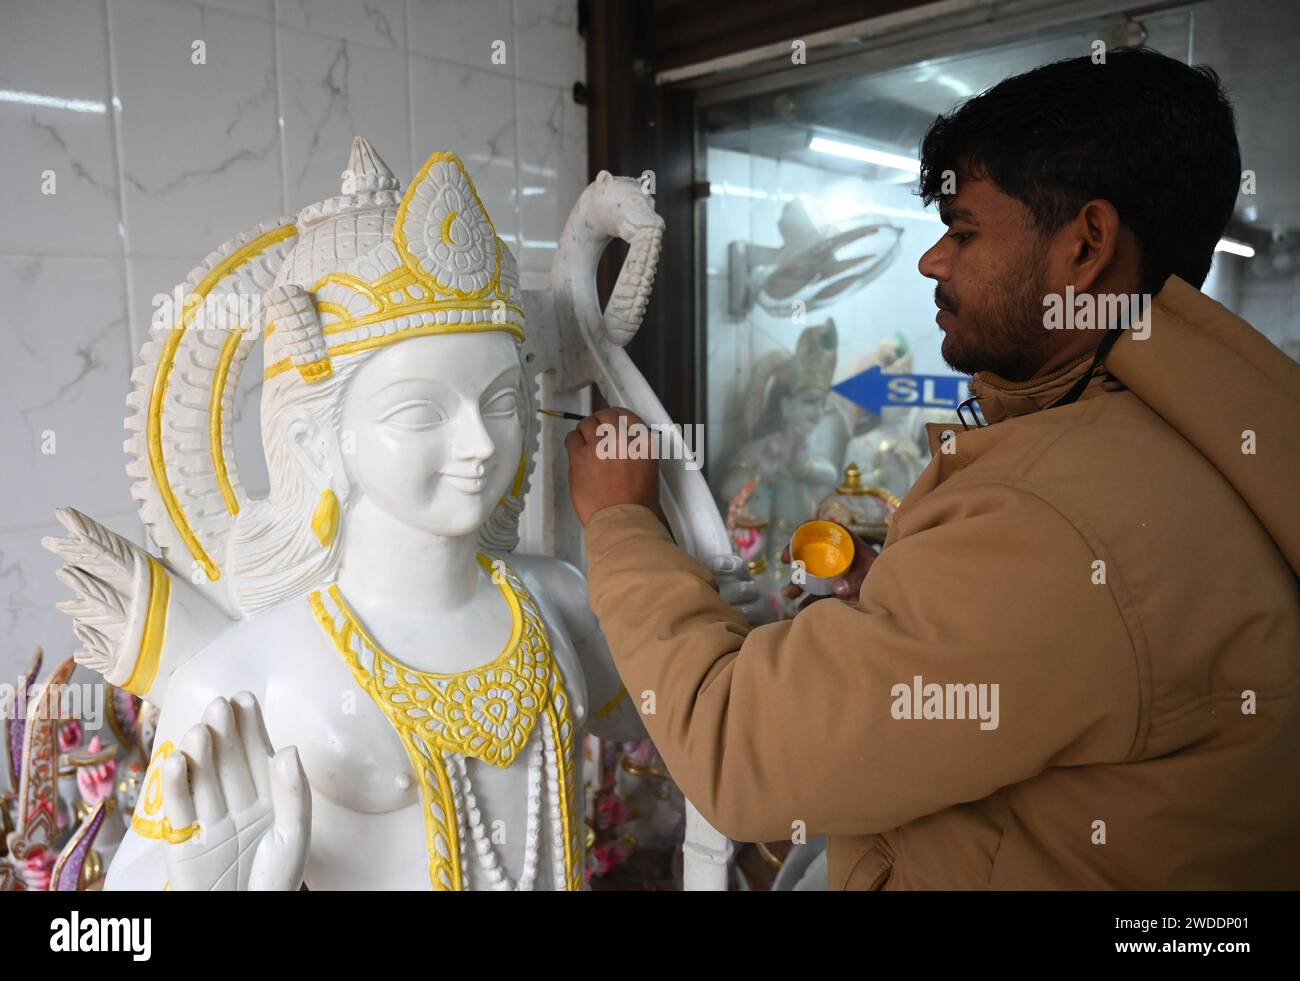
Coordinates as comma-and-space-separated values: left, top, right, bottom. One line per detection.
969, 350, 1121, 425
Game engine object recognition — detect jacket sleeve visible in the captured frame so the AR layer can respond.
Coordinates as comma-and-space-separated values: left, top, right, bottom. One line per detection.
581, 491, 1140, 843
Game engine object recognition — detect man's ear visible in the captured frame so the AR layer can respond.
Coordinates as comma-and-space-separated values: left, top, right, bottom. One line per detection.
1066, 198, 1122, 293
286, 411, 337, 487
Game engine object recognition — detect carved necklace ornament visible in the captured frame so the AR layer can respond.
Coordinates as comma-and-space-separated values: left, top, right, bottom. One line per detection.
309, 554, 582, 891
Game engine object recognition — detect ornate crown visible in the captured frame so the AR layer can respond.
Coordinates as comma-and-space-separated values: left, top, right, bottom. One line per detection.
262, 141, 524, 385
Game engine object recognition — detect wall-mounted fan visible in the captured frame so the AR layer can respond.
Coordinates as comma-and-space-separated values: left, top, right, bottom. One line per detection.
729, 198, 902, 318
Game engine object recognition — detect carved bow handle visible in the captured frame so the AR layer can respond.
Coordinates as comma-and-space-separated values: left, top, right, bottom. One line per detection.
540, 171, 733, 562
525, 171, 735, 890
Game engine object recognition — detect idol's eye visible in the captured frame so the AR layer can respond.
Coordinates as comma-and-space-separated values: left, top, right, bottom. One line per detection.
482, 389, 519, 417
377, 400, 446, 429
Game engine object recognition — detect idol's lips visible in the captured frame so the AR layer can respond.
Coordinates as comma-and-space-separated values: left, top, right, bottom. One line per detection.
440, 471, 487, 492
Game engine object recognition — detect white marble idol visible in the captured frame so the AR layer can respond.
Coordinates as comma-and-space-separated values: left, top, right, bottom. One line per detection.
42, 138, 748, 891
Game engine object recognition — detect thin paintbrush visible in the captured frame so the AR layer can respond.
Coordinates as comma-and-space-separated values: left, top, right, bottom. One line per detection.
537, 408, 586, 422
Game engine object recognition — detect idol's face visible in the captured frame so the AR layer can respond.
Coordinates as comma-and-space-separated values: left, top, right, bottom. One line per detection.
782, 389, 826, 437
340, 332, 524, 538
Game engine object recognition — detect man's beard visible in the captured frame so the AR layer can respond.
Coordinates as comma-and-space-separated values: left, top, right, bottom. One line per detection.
938, 254, 1055, 381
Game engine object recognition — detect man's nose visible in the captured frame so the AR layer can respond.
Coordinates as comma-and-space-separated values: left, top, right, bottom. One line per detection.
918, 237, 949, 281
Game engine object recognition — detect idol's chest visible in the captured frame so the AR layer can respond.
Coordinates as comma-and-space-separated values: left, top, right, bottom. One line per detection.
261, 580, 583, 819
261, 640, 421, 814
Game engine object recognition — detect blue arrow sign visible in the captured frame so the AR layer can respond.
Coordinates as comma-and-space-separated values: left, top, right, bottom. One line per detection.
832, 365, 970, 414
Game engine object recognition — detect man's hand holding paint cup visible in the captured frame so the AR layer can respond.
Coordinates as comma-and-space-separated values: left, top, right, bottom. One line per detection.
782, 519, 880, 611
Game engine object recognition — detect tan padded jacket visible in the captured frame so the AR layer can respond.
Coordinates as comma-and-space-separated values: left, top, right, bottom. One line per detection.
582, 277, 1300, 889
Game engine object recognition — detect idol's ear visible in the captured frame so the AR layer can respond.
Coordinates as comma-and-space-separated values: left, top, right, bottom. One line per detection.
285, 411, 338, 488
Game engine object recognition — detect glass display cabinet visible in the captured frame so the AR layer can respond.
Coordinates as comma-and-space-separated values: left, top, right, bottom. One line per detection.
695, 7, 1205, 618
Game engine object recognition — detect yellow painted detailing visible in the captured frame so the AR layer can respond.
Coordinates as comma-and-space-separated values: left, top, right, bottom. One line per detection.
146, 222, 297, 581
394, 151, 502, 301
327, 318, 523, 356
297, 358, 333, 383
309, 554, 580, 890
314, 301, 349, 321
314, 271, 383, 307
311, 489, 339, 548
258, 153, 524, 384
511, 447, 528, 496
211, 326, 246, 516
263, 357, 293, 380
124, 556, 170, 697
132, 740, 200, 844
315, 297, 525, 336
262, 318, 525, 381
592, 684, 628, 722
545, 699, 581, 891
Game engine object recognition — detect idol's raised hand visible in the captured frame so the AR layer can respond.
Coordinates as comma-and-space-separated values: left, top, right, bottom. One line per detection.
161, 692, 310, 891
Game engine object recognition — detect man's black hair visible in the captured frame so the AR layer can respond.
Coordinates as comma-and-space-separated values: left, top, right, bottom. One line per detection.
917, 46, 1241, 294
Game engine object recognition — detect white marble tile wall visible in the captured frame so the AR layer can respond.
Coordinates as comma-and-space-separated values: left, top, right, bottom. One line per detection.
0, 0, 587, 707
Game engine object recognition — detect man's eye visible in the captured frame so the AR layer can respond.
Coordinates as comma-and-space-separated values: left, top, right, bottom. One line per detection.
483, 390, 519, 416
378, 401, 446, 428
947, 230, 973, 244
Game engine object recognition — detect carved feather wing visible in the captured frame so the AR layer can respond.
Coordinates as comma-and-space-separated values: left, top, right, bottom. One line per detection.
41, 507, 161, 685
124, 218, 298, 616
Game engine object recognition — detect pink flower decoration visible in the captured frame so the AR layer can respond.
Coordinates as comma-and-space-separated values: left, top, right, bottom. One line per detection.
23, 847, 54, 891
58, 720, 83, 753
76, 736, 117, 806
588, 847, 611, 878
603, 841, 630, 867
597, 794, 632, 829
734, 527, 764, 561
626, 739, 657, 766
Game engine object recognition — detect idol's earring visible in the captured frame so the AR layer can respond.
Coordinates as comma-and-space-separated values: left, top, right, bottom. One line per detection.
311, 489, 340, 548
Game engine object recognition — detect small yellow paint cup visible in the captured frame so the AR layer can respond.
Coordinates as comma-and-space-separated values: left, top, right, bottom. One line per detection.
789, 520, 856, 596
